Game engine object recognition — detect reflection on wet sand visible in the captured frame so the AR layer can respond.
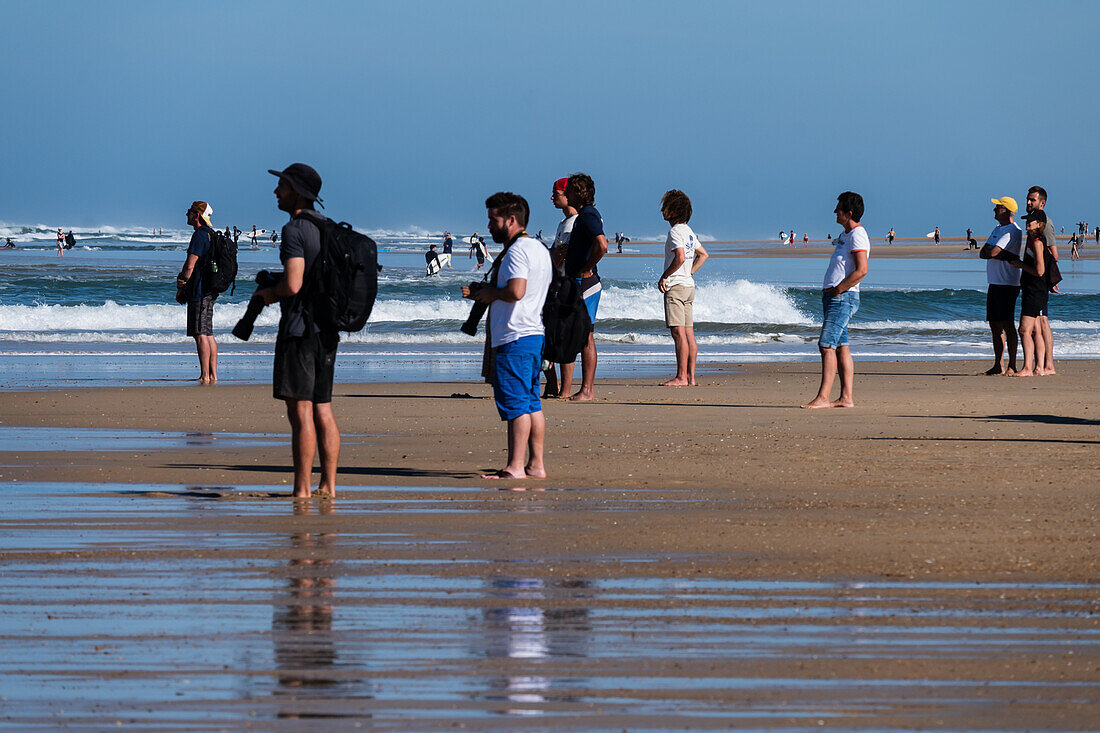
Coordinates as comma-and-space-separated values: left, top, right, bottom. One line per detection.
271, 501, 359, 720
480, 577, 592, 717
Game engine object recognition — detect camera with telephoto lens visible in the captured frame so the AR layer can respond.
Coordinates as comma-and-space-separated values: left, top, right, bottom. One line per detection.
232, 270, 282, 341
460, 282, 489, 336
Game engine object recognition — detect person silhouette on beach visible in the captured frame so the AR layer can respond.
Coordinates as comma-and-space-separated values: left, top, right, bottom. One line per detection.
802, 192, 869, 409
462, 192, 551, 479
178, 201, 219, 384
657, 189, 709, 387
979, 196, 1023, 375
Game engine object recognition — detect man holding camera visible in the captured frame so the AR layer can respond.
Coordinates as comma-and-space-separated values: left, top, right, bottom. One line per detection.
253, 163, 341, 500
462, 192, 552, 479
178, 201, 218, 384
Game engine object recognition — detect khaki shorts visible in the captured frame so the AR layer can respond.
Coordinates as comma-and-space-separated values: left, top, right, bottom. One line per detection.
663, 284, 695, 327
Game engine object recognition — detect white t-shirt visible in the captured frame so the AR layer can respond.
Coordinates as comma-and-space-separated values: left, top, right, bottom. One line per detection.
823, 225, 870, 290
489, 235, 552, 348
984, 222, 1023, 286
664, 223, 699, 288
551, 214, 576, 276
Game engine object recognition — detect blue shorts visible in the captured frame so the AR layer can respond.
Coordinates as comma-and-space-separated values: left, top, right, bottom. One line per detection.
818, 291, 860, 349
493, 335, 544, 421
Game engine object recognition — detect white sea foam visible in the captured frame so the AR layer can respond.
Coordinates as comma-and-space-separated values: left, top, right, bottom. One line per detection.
598, 279, 813, 325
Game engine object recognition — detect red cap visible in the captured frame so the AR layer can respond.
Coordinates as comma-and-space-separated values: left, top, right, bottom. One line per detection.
553, 177, 569, 192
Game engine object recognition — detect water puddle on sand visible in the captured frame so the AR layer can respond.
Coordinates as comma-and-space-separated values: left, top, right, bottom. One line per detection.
0, 426, 383, 453
0, 482, 1096, 729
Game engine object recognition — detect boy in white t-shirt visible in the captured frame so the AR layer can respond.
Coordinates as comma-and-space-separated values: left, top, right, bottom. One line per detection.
462, 192, 551, 480
656, 189, 709, 386
802, 191, 870, 409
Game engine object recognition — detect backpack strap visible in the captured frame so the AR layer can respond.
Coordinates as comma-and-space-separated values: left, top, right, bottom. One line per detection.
289, 210, 328, 332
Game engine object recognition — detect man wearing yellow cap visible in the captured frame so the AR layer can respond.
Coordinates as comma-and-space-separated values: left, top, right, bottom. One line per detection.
979, 196, 1023, 375
178, 200, 219, 384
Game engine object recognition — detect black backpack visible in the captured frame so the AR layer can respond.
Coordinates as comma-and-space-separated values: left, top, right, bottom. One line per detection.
541, 273, 592, 364
296, 211, 378, 332
203, 228, 239, 295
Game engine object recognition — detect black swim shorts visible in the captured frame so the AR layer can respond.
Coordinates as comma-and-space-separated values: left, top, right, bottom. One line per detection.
273, 330, 340, 403
986, 284, 1020, 323
1020, 282, 1049, 318
186, 294, 217, 337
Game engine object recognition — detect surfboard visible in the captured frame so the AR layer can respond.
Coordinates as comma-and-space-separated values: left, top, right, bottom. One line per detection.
425, 258, 442, 276
437, 253, 451, 268
925, 231, 935, 238
247, 229, 267, 239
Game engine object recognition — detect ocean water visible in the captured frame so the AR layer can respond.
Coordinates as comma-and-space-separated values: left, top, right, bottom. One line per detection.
2, 223, 1099, 388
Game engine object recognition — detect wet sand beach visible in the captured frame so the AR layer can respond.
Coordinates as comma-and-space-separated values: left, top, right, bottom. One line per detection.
1, 361, 1098, 728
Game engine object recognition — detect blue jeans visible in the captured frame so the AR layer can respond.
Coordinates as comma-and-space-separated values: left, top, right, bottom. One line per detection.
818, 291, 860, 349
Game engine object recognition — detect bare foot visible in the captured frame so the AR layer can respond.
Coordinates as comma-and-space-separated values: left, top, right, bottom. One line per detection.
569, 390, 594, 402
801, 398, 833, 409
830, 399, 855, 408
1006, 365, 1019, 376
481, 469, 526, 479
661, 377, 690, 386
984, 365, 1004, 375
315, 487, 336, 500
1011, 369, 1034, 377
524, 465, 547, 478
1045, 367, 1057, 375
292, 488, 311, 499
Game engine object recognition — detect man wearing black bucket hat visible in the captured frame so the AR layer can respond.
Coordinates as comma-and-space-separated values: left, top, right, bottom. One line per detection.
253, 163, 340, 500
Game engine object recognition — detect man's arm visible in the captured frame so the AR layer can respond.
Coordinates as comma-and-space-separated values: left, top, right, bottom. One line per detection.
980, 232, 1018, 261
579, 234, 608, 277
825, 250, 868, 296
177, 253, 200, 285
658, 248, 685, 292
690, 244, 709, 275
258, 256, 304, 305
465, 277, 526, 304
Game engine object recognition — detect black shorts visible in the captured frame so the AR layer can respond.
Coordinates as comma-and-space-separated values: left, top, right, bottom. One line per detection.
273, 331, 339, 403
986, 284, 1019, 323
1020, 282, 1049, 318
186, 294, 216, 336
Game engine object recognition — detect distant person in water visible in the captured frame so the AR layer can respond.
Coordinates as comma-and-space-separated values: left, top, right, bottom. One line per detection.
3, 237, 14, 248
657, 189, 709, 387
442, 231, 454, 268
802, 192, 869, 409
250, 225, 259, 249
271, 230, 278, 247
887, 227, 895, 245
803, 232, 809, 247
232, 226, 241, 244
934, 226, 941, 245
56, 228, 64, 257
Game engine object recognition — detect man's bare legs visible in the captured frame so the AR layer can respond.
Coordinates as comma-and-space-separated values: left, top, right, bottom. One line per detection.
1014, 316, 1045, 377
1040, 316, 1056, 374
986, 321, 1018, 375
570, 333, 597, 401
802, 345, 855, 408
483, 411, 546, 479
662, 325, 698, 386
286, 399, 341, 499
802, 346, 838, 408
833, 345, 855, 407
557, 362, 574, 398
195, 335, 218, 384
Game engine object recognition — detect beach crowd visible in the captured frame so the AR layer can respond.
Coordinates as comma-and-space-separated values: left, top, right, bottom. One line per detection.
174, 164, 1067, 498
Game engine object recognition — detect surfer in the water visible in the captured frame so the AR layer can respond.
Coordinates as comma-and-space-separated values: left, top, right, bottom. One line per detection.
425, 243, 442, 274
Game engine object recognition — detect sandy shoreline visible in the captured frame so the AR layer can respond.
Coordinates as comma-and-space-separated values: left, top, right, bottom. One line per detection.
2, 360, 1096, 582
2, 361, 1098, 727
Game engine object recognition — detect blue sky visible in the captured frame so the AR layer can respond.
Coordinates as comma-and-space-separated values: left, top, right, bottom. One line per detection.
2, 0, 1097, 239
